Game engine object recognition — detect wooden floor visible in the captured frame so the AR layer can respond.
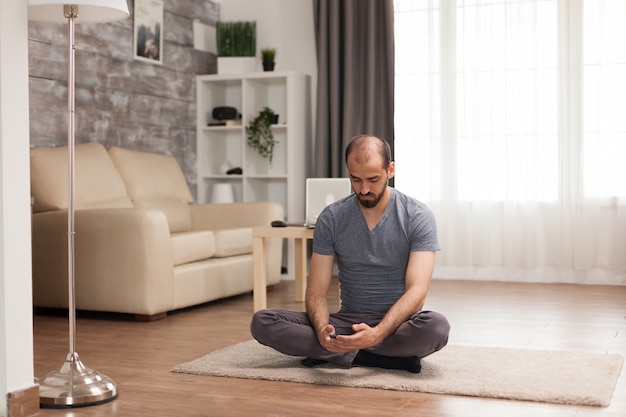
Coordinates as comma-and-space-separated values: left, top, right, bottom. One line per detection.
32, 279, 626, 417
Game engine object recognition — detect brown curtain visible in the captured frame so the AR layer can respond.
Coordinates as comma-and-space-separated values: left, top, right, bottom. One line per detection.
313, 0, 395, 178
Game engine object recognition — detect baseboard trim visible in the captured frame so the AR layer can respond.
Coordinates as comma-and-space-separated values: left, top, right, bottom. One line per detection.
7, 385, 39, 417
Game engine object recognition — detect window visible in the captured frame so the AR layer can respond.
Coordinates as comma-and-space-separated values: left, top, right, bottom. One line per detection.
394, 0, 626, 202
583, 0, 626, 197
393, 0, 626, 283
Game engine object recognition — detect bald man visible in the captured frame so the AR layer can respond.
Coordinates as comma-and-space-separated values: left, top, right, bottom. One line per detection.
251, 135, 449, 373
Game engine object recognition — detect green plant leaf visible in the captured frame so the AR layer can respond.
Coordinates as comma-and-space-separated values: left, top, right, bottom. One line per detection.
216, 21, 256, 57
246, 107, 278, 164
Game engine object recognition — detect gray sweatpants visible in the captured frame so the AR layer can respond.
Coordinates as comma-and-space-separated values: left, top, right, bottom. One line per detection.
250, 309, 450, 368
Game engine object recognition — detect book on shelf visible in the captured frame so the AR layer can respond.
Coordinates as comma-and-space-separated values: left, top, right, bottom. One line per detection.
208, 119, 242, 127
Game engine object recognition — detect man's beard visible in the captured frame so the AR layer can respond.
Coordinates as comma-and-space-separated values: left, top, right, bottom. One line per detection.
357, 183, 387, 208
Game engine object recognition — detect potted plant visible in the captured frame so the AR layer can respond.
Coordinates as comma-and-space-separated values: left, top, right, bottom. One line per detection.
246, 106, 279, 163
261, 48, 276, 71
216, 21, 256, 73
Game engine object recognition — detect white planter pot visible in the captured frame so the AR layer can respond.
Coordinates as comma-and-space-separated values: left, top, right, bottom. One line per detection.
217, 57, 257, 74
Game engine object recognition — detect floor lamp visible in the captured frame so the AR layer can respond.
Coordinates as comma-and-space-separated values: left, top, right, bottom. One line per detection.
27, 0, 129, 408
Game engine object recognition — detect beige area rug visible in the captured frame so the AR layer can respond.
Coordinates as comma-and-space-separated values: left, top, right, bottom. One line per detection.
171, 340, 623, 407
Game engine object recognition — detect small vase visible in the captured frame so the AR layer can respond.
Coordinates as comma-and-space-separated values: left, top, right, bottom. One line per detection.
263, 61, 275, 72
219, 160, 233, 175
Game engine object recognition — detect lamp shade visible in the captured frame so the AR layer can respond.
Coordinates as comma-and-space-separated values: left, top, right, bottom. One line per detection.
211, 183, 235, 204
28, 0, 130, 23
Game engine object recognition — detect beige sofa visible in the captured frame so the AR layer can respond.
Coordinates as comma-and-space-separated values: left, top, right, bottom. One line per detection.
30, 143, 283, 320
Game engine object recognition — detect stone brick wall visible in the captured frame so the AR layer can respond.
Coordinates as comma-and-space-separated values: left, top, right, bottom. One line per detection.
28, 0, 219, 199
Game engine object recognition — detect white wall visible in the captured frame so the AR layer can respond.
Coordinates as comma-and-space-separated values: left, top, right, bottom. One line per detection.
0, 0, 37, 413
219, 0, 318, 170
219, 0, 316, 82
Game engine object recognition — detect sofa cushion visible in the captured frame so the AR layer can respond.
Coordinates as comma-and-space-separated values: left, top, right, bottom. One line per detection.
30, 143, 133, 213
213, 228, 253, 257
171, 231, 216, 266
134, 199, 192, 234
108, 147, 193, 233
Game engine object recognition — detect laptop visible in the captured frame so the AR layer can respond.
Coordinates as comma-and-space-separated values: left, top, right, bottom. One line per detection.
303, 178, 352, 228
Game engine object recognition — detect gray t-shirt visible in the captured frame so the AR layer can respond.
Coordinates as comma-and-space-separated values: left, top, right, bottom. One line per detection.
313, 187, 440, 314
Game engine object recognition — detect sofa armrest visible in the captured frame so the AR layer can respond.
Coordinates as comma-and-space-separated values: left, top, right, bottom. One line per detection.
32, 207, 176, 316
189, 201, 284, 231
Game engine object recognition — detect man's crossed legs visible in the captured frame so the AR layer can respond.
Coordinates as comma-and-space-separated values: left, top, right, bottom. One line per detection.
250, 309, 450, 373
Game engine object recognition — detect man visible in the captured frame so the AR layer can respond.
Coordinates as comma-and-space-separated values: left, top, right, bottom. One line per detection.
251, 135, 449, 373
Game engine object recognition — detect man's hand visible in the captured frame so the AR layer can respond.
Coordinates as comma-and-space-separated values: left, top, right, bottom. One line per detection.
317, 324, 341, 351
321, 322, 384, 353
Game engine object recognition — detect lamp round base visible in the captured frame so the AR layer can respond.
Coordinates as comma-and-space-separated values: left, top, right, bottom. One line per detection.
39, 353, 118, 408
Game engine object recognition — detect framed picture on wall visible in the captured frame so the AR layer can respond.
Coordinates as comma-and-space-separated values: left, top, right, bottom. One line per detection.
134, 0, 163, 64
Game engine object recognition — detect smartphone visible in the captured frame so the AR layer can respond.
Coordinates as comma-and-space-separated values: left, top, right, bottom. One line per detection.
329, 333, 337, 339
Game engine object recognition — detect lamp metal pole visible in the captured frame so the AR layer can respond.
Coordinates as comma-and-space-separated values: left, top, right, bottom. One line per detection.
37, 5, 118, 407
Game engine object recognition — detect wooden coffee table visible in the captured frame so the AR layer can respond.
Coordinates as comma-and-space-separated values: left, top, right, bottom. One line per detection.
252, 226, 314, 312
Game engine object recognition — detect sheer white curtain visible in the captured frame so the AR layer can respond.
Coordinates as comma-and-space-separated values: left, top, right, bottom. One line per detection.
394, 0, 626, 285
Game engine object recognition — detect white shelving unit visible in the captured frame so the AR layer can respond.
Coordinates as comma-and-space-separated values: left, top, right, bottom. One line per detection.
196, 72, 309, 278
